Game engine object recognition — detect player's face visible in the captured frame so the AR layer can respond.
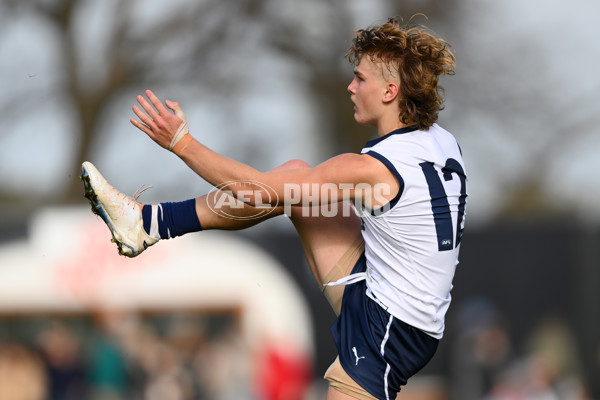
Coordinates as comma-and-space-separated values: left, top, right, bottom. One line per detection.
347, 56, 388, 127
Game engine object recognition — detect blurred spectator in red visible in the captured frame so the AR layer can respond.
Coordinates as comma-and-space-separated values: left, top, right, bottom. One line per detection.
255, 341, 313, 400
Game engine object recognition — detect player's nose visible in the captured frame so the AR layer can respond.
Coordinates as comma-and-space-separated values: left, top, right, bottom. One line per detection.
347, 78, 356, 94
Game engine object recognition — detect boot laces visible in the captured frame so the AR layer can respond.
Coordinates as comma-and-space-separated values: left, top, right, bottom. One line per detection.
122, 184, 154, 207
134, 184, 153, 201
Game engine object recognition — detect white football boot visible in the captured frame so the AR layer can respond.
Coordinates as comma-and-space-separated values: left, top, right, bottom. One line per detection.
81, 161, 158, 257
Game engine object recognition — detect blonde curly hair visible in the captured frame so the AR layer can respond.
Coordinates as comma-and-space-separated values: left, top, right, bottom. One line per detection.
347, 17, 455, 130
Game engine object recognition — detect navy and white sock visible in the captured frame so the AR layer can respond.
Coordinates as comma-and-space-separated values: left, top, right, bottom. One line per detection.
142, 199, 202, 240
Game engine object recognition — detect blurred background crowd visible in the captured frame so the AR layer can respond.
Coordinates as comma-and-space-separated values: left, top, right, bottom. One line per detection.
0, 311, 308, 400
0, 297, 591, 400
1, 0, 599, 399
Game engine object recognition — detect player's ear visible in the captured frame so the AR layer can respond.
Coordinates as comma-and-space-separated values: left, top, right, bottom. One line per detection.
382, 82, 399, 103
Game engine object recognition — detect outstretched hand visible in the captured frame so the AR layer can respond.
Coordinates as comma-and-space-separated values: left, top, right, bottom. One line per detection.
130, 89, 189, 151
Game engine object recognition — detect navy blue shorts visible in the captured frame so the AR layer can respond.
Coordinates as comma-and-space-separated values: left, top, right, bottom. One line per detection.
330, 252, 439, 400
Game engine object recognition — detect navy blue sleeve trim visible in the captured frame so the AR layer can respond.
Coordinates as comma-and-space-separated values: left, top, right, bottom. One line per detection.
365, 151, 404, 215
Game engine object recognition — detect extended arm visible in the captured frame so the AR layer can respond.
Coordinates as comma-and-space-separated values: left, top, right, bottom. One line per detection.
130, 90, 398, 208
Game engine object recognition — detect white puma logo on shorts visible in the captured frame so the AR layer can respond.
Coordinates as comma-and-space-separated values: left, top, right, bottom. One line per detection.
352, 346, 366, 365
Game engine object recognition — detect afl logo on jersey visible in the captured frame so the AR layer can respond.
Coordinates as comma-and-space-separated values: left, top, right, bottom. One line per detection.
441, 238, 453, 248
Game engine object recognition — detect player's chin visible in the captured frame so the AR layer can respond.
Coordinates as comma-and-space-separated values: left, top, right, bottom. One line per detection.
353, 111, 363, 124
353, 113, 369, 126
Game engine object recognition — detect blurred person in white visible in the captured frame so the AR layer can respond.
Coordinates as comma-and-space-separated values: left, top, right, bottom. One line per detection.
485, 317, 589, 400
0, 344, 48, 400
82, 16, 466, 400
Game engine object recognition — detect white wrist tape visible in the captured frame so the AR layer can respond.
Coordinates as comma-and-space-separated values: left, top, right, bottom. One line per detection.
168, 107, 189, 151
169, 120, 189, 151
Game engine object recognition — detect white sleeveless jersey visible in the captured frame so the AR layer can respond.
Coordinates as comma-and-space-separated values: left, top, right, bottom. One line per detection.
357, 123, 467, 339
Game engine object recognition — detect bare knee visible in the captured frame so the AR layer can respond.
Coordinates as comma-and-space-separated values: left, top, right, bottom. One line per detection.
284, 159, 310, 169
270, 159, 310, 173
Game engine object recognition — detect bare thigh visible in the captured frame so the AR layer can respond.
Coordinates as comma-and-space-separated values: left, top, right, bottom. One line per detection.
327, 386, 364, 400
289, 203, 361, 285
